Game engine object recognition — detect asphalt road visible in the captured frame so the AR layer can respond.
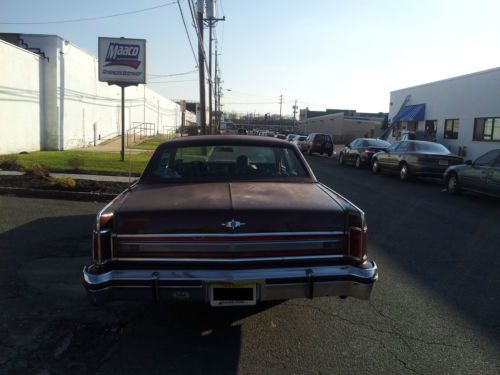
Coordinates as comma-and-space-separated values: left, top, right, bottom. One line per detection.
0, 155, 499, 375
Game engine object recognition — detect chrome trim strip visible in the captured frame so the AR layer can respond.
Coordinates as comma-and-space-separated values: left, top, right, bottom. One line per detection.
120, 239, 341, 245
113, 231, 344, 239
118, 239, 343, 253
113, 254, 346, 263
83, 261, 378, 285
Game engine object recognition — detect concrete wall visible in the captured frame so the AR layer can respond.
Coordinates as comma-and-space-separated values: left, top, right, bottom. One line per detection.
21, 34, 61, 150
299, 112, 382, 143
58, 40, 121, 149
127, 85, 180, 136
0, 40, 41, 154
1, 34, 183, 153
389, 67, 500, 160
342, 118, 381, 140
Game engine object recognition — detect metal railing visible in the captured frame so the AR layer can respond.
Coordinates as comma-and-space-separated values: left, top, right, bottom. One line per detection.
99, 131, 121, 144
126, 122, 156, 147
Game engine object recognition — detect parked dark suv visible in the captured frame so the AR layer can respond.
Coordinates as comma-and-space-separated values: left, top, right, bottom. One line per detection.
301, 133, 333, 156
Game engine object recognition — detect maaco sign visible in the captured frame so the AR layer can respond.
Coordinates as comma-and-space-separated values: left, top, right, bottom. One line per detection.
98, 37, 146, 85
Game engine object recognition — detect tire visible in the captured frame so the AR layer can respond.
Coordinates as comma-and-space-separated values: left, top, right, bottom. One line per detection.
355, 156, 361, 169
446, 173, 460, 194
338, 153, 345, 165
399, 162, 410, 181
372, 159, 380, 174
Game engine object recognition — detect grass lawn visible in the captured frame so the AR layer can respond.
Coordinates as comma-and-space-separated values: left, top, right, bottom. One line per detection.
11, 150, 153, 175
131, 135, 170, 150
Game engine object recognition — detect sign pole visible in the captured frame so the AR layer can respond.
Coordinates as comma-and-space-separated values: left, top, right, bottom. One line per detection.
98, 36, 146, 160
121, 85, 125, 161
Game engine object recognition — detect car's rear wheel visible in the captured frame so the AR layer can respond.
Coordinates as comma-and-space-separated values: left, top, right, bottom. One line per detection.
338, 153, 345, 165
355, 156, 361, 169
399, 162, 410, 181
372, 159, 380, 174
446, 173, 460, 194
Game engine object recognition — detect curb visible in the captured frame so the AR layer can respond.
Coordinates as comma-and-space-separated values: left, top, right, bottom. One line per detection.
0, 186, 117, 202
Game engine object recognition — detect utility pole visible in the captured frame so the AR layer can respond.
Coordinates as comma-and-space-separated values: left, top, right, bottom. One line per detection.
206, 0, 213, 134
197, 0, 206, 134
214, 40, 219, 132
279, 94, 283, 125
205, 0, 225, 135
292, 99, 298, 129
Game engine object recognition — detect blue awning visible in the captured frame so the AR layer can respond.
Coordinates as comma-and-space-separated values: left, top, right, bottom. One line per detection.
392, 104, 425, 122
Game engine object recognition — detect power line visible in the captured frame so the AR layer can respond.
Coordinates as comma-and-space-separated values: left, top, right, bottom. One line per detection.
148, 69, 198, 78
176, 0, 199, 66
148, 79, 199, 84
188, 0, 211, 82
224, 101, 280, 105
224, 89, 277, 101
218, 0, 226, 56
0, 1, 178, 25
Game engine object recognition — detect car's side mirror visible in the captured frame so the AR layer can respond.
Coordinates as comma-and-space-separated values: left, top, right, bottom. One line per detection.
465, 160, 472, 165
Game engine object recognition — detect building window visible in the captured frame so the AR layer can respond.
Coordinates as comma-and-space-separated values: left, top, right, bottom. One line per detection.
444, 119, 459, 139
392, 122, 401, 137
425, 120, 437, 140
474, 117, 500, 141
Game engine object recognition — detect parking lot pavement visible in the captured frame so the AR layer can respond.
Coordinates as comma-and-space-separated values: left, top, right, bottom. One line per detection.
1, 158, 499, 374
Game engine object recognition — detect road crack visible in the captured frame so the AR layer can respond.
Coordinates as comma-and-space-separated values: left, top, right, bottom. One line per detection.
285, 302, 463, 351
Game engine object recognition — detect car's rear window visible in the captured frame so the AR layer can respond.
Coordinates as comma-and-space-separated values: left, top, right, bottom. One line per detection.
142, 144, 310, 182
413, 142, 451, 154
364, 139, 390, 147
315, 134, 331, 142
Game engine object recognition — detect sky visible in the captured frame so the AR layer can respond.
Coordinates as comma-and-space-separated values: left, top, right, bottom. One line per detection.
2, 0, 500, 117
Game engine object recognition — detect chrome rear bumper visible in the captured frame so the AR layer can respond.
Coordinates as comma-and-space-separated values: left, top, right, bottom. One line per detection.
83, 262, 378, 305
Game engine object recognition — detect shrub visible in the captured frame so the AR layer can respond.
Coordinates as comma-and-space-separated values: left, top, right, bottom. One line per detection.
24, 163, 49, 178
0, 155, 20, 170
48, 176, 76, 189
68, 156, 85, 171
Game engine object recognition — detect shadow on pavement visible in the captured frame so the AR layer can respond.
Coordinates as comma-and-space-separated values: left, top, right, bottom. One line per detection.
98, 301, 281, 375
308, 156, 500, 344
0, 213, 278, 375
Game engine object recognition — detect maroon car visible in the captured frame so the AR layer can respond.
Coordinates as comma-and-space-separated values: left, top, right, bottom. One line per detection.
83, 136, 378, 306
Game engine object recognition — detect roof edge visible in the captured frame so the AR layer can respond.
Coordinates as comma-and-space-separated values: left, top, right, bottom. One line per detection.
391, 66, 500, 94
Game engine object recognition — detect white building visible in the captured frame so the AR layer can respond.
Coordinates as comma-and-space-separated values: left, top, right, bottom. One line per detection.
386, 67, 500, 160
299, 112, 383, 144
0, 33, 186, 154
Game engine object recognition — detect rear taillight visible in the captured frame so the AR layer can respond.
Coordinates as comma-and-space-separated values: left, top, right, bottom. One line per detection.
91, 192, 129, 265
93, 210, 114, 265
348, 213, 367, 260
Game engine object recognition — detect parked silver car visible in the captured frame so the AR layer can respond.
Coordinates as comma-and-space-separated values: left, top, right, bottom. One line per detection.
443, 149, 500, 197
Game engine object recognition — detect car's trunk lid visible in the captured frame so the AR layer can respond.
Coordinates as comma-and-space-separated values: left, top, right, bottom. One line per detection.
114, 182, 345, 234
112, 182, 346, 259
